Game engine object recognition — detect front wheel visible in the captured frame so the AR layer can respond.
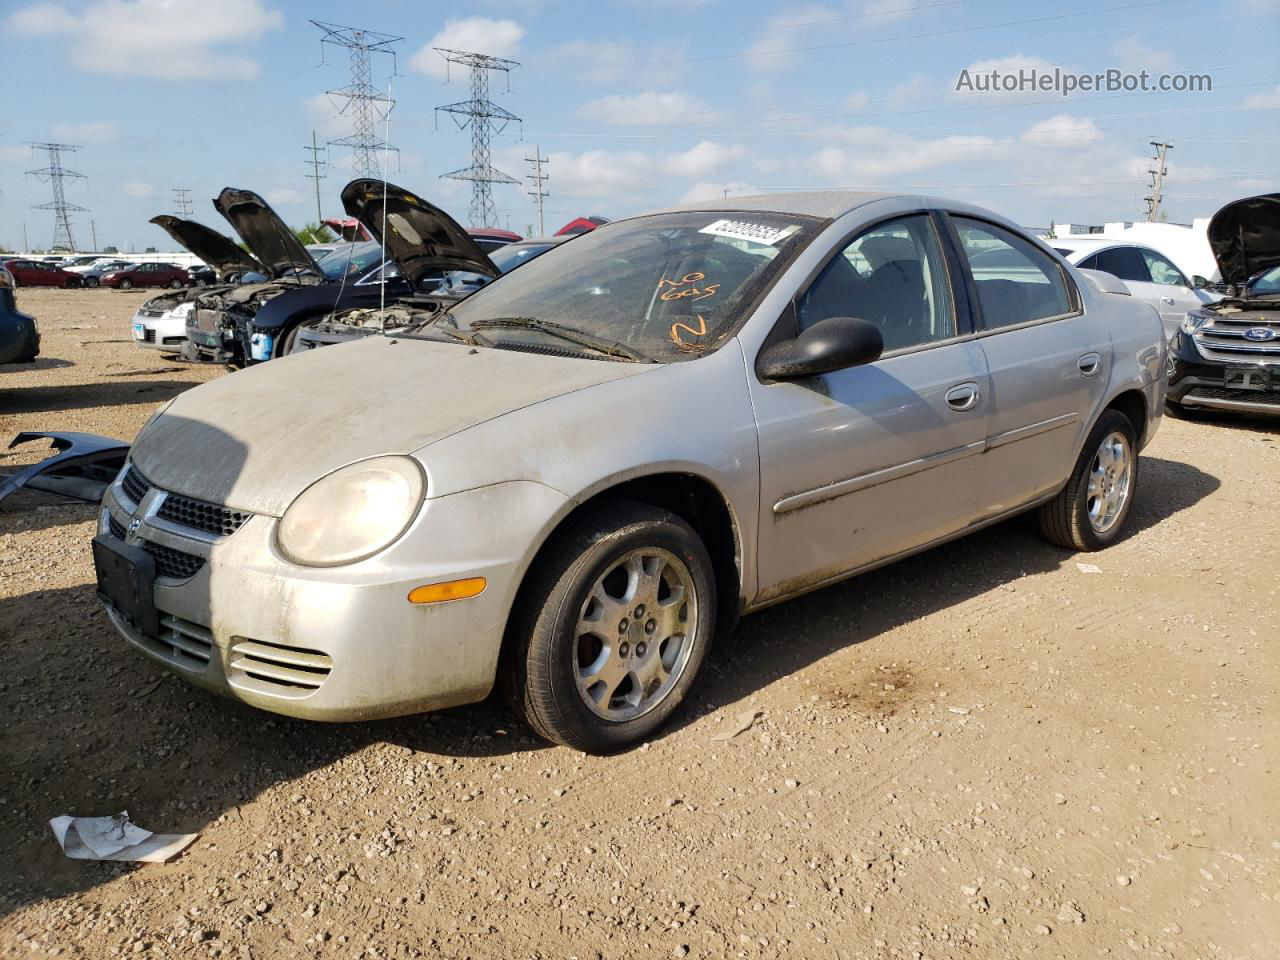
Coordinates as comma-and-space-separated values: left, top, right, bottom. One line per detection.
168, 278, 183, 289
1038, 410, 1139, 551
118, 278, 133, 289
83, 276, 99, 288
501, 501, 716, 752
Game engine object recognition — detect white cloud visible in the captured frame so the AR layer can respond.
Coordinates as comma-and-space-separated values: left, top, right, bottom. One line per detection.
410, 17, 524, 80
678, 181, 758, 204
578, 91, 717, 126
664, 141, 745, 179
49, 121, 117, 144
265, 187, 303, 207
7, 0, 282, 79
0, 145, 30, 165
1111, 35, 1173, 72
1243, 84, 1280, 109
540, 39, 689, 87
121, 182, 153, 197
1020, 115, 1103, 146
746, 5, 833, 74
304, 93, 351, 139
845, 91, 870, 110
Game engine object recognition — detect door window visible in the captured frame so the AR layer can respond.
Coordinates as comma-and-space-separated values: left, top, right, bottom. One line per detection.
1085, 246, 1151, 283
797, 214, 955, 353
1139, 250, 1188, 286
953, 218, 1074, 328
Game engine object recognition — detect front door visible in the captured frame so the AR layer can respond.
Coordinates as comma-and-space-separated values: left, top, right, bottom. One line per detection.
750, 213, 989, 604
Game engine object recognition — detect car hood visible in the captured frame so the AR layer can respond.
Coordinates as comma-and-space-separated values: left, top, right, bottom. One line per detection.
214, 187, 323, 280
149, 215, 264, 280
341, 178, 498, 290
1207, 193, 1280, 286
130, 336, 653, 516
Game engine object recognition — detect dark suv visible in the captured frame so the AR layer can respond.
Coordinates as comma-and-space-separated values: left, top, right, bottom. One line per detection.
1167, 193, 1280, 418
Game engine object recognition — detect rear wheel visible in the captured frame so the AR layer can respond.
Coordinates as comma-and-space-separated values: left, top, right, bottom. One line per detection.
1038, 410, 1138, 551
501, 501, 716, 753
83, 276, 99, 288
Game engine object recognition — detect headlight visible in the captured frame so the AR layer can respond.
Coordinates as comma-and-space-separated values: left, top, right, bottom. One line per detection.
171, 301, 195, 318
1181, 310, 1212, 335
276, 456, 425, 567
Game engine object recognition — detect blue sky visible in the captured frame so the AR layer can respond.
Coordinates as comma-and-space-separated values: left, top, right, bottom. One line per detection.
2, 0, 1277, 251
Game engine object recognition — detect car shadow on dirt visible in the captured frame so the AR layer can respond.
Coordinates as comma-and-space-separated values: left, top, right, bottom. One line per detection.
0, 456, 1219, 920
1, 379, 200, 414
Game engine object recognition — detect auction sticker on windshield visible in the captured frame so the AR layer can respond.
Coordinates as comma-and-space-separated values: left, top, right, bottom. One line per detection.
699, 220, 800, 246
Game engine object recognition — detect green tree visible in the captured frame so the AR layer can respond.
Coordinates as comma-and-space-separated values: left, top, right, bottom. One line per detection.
294, 223, 336, 246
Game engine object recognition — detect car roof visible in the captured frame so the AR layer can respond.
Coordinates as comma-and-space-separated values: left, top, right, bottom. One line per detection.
652, 190, 894, 220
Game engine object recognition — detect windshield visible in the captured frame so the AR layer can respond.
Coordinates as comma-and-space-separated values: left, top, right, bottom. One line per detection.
1249, 265, 1280, 296
413, 211, 815, 362
317, 242, 388, 280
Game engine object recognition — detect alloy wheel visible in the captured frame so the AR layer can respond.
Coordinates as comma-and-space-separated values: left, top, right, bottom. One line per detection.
1086, 430, 1132, 533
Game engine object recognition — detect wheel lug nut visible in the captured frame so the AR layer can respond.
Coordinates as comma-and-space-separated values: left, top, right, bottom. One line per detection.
618, 619, 629, 634
619, 641, 629, 657
645, 619, 656, 633
634, 604, 645, 618
636, 642, 647, 657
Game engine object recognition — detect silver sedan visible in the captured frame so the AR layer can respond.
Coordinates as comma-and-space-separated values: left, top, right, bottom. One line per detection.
93, 191, 1167, 751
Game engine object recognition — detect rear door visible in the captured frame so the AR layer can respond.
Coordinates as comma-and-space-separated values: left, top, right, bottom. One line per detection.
750, 211, 990, 603
947, 215, 1107, 518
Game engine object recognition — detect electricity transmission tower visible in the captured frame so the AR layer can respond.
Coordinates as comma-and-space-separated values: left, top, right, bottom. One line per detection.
435, 48, 521, 228
312, 20, 400, 178
26, 142, 87, 251
525, 146, 549, 236
304, 131, 328, 224
173, 188, 192, 218
1145, 141, 1172, 222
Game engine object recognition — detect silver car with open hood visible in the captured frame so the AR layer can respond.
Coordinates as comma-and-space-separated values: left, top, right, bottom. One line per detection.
94, 192, 1166, 751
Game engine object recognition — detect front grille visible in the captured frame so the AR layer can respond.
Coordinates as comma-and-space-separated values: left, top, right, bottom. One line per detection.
1194, 318, 1280, 363
120, 465, 150, 504
140, 540, 205, 580
157, 492, 248, 537
1187, 387, 1280, 406
229, 638, 333, 698
141, 328, 156, 343
194, 308, 224, 333
108, 515, 126, 540
132, 614, 213, 671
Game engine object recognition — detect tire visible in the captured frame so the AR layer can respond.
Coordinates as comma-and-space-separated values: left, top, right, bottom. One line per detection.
168, 279, 182, 289
119, 278, 132, 289
1164, 398, 1209, 421
277, 325, 302, 358
501, 500, 716, 753
84, 276, 99, 288
1038, 409, 1139, 551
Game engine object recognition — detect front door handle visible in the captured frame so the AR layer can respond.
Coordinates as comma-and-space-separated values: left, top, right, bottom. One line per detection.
944, 382, 980, 411
1078, 352, 1101, 377
1161, 296, 1176, 305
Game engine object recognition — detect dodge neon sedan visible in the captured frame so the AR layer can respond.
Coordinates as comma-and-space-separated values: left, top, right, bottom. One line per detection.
94, 191, 1167, 752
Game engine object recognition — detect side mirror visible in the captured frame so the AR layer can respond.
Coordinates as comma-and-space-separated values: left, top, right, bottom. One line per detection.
1192, 275, 1210, 289
758, 316, 884, 380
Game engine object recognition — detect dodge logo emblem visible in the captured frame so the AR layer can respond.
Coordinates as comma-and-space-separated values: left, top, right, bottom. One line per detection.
1243, 327, 1277, 342
127, 517, 142, 541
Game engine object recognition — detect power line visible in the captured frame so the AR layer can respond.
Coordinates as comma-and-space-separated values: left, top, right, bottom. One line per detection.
312, 20, 401, 178
525, 146, 549, 237
172, 188, 192, 218
434, 48, 521, 228
26, 141, 87, 251
304, 130, 327, 224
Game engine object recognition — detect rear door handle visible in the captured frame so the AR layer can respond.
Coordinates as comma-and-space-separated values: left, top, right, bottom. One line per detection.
944, 382, 980, 411
1078, 352, 1101, 377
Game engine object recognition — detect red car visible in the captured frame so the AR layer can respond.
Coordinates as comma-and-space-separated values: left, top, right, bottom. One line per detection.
100, 262, 191, 290
3, 258, 83, 288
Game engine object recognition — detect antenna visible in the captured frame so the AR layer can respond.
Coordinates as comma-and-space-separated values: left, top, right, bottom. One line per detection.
1145, 141, 1172, 222
26, 141, 87, 251
304, 130, 328, 224
172, 188, 193, 218
434, 48, 521, 228
525, 146, 549, 237
311, 20, 401, 178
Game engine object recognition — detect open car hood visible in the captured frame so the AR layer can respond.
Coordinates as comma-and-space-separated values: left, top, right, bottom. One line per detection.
149, 215, 265, 280
341, 179, 498, 290
1207, 193, 1280, 286
214, 187, 323, 280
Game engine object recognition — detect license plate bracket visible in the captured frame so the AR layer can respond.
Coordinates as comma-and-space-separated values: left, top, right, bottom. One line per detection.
1224, 368, 1270, 391
93, 534, 160, 637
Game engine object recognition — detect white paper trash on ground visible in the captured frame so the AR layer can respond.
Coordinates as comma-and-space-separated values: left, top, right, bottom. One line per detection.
50, 811, 198, 863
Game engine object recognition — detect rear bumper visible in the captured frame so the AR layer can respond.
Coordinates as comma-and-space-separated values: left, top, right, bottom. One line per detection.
97, 476, 567, 721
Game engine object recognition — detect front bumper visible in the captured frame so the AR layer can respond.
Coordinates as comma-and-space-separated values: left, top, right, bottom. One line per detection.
97, 472, 567, 721
131, 310, 189, 351
1167, 330, 1280, 415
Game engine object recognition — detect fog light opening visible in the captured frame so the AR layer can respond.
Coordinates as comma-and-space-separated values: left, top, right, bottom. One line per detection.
408, 577, 487, 605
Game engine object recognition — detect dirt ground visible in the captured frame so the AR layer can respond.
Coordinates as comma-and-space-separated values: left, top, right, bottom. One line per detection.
2, 288, 1277, 960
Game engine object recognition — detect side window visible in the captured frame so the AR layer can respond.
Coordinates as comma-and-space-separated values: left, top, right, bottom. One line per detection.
1140, 250, 1187, 286
1077, 254, 1099, 271
953, 217, 1074, 328
1091, 247, 1150, 283
797, 214, 955, 353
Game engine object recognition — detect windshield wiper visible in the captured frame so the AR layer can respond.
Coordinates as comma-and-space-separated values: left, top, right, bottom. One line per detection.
467, 316, 652, 362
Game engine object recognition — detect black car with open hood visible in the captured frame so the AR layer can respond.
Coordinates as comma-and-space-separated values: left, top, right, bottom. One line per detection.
213, 187, 324, 280
289, 180, 509, 354
1167, 192, 1280, 418
149, 215, 265, 282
